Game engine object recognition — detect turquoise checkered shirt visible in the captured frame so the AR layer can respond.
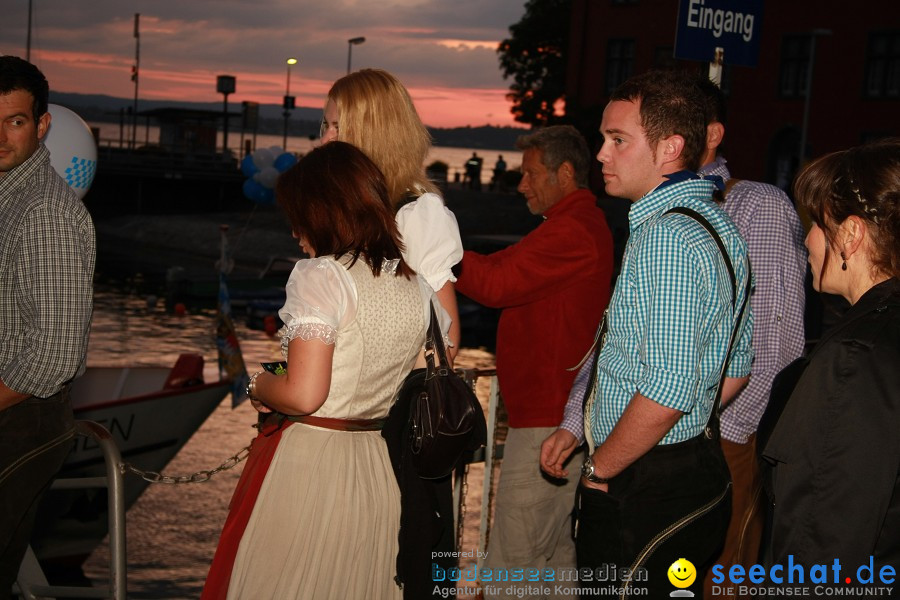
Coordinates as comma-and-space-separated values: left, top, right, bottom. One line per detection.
586, 176, 753, 448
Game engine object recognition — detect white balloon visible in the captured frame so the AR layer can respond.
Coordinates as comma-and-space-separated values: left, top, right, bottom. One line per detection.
258, 166, 280, 189
268, 145, 284, 156
44, 104, 98, 200
252, 148, 274, 169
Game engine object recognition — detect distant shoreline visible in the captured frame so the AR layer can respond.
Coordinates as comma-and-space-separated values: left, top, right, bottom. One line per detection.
52, 90, 529, 151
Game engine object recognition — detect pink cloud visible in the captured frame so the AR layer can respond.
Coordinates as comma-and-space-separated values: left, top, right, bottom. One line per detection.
37, 49, 518, 128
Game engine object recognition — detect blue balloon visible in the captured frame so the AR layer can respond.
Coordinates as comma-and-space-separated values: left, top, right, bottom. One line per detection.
273, 152, 297, 173
260, 188, 275, 205
241, 154, 259, 178
242, 178, 268, 203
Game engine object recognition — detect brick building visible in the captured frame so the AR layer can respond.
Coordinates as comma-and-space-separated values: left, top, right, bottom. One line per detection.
565, 0, 899, 190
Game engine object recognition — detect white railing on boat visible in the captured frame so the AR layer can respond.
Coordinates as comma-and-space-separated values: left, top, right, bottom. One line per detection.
15, 421, 127, 600
12, 370, 507, 597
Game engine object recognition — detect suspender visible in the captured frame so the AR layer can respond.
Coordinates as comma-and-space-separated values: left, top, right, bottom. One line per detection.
663, 207, 751, 440
583, 206, 751, 448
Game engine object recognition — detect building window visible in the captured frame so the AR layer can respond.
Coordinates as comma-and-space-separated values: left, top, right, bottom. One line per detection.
865, 31, 900, 98
779, 35, 811, 98
606, 39, 635, 95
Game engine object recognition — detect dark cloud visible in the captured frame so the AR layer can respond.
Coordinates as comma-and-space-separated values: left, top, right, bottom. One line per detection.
1, 0, 527, 126
2, 0, 523, 82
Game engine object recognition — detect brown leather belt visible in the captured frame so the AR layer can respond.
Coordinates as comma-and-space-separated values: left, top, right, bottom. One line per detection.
287, 414, 386, 431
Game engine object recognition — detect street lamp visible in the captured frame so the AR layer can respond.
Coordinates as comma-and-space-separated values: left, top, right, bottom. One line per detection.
283, 57, 298, 149
347, 37, 365, 74
217, 74, 236, 156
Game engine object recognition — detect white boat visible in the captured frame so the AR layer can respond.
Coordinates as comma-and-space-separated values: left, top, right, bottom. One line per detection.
30, 353, 232, 564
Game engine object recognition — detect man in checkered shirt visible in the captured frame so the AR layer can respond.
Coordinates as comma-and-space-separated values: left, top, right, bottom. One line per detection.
542, 71, 754, 597
0, 56, 95, 592
695, 77, 807, 599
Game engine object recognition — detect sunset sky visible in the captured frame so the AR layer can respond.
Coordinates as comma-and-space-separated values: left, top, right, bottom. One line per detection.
2, 0, 530, 129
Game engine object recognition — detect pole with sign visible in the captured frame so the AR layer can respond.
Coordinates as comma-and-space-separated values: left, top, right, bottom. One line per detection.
675, 0, 764, 71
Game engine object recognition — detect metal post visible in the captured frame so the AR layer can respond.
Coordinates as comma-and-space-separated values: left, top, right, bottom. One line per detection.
26, 0, 33, 62
347, 37, 365, 75
217, 75, 236, 157
282, 67, 290, 148
132, 13, 140, 151
282, 58, 297, 149
223, 95, 229, 153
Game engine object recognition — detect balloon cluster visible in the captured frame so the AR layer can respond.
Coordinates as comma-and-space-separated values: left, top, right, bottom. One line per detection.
240, 146, 297, 205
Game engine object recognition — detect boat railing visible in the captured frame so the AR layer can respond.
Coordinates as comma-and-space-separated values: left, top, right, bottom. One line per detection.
453, 367, 505, 571
15, 421, 127, 600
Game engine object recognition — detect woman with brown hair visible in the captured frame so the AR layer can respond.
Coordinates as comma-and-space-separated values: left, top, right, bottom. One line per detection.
762, 138, 900, 572
204, 70, 462, 600
206, 142, 447, 599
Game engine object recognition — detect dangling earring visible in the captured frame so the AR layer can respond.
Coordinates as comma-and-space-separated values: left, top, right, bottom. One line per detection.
840, 251, 848, 271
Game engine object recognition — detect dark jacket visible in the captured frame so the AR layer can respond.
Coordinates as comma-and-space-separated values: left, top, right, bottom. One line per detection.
762, 278, 900, 570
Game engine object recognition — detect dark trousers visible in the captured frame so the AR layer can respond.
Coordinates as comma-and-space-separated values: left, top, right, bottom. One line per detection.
574, 435, 731, 599
0, 391, 75, 598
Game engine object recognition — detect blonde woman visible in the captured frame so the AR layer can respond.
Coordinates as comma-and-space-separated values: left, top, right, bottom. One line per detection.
320, 68, 462, 361
320, 69, 465, 599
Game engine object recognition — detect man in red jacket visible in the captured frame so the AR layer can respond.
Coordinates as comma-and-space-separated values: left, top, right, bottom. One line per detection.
455, 125, 613, 600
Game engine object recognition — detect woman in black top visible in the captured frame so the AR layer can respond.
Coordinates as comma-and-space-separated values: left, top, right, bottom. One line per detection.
763, 139, 900, 572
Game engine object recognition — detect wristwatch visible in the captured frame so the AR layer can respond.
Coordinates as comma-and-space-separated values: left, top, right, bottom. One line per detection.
581, 456, 611, 484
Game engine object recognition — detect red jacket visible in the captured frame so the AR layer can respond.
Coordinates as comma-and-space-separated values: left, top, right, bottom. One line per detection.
456, 189, 612, 427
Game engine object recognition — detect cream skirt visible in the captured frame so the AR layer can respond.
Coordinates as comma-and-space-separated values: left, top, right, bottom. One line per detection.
227, 423, 402, 599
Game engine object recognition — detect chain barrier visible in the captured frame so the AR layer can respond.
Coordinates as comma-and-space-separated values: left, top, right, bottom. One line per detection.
119, 444, 251, 484
456, 462, 471, 552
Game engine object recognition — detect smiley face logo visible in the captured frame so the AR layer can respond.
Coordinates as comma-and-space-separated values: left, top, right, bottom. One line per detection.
667, 558, 696, 588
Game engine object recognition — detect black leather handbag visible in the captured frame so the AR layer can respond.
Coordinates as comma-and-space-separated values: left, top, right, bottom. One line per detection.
399, 304, 487, 479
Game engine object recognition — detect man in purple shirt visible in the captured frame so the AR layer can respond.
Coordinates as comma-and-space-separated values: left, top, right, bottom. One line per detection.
696, 78, 807, 597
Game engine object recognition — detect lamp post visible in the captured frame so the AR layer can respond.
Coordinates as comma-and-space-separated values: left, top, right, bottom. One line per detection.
283, 57, 298, 149
347, 37, 365, 74
217, 75, 236, 156
131, 13, 140, 151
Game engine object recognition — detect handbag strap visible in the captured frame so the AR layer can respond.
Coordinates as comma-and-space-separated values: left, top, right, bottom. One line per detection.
424, 303, 451, 376
664, 207, 751, 440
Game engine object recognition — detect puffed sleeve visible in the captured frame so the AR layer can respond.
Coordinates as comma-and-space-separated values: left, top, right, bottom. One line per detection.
395, 192, 463, 292
277, 258, 357, 354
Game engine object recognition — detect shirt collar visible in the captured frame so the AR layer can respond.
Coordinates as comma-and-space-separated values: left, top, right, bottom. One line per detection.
542, 187, 594, 219
628, 173, 718, 231
664, 168, 726, 192
0, 144, 49, 198
698, 155, 731, 182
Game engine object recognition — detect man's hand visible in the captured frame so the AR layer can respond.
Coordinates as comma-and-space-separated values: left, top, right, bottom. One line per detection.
540, 429, 578, 478
0, 379, 29, 412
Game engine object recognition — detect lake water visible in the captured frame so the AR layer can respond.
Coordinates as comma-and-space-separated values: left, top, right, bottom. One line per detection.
88, 122, 523, 186
80, 284, 499, 599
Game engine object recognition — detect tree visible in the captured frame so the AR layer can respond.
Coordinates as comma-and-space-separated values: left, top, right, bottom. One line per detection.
497, 0, 572, 127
